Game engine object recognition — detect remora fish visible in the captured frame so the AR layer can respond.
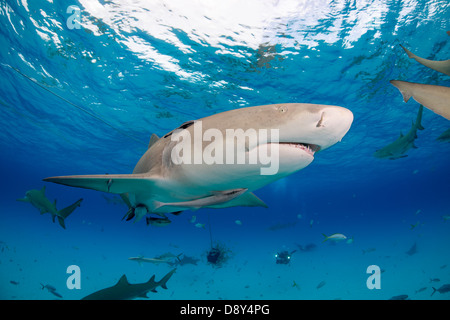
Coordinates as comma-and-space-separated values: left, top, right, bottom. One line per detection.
17, 186, 82, 229
153, 188, 248, 211
82, 269, 176, 300
128, 256, 173, 265
374, 105, 424, 159
146, 216, 171, 227
390, 80, 450, 120
41, 283, 63, 298
44, 103, 353, 218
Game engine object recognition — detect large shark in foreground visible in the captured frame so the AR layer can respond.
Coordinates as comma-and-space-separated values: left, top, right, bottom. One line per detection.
81, 269, 176, 300
17, 186, 83, 229
44, 103, 353, 220
374, 105, 424, 160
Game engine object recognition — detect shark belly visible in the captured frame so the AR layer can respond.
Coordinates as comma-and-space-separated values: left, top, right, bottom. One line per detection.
133, 144, 314, 213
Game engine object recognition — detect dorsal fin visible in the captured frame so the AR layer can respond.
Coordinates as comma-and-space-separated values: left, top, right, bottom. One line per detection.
148, 134, 160, 149
116, 275, 129, 287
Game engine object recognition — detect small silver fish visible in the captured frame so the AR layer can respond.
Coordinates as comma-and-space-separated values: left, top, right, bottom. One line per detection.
316, 281, 326, 289
322, 233, 347, 242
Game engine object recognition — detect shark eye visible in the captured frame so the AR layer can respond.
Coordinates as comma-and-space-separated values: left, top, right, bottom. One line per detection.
163, 120, 195, 138
277, 105, 288, 113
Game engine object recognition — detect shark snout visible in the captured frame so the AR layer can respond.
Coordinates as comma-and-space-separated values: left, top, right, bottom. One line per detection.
315, 106, 353, 150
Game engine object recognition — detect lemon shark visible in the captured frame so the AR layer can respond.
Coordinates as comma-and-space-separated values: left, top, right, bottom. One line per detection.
390, 80, 450, 120
17, 186, 83, 229
81, 269, 176, 300
437, 128, 450, 142
374, 105, 424, 159
391, 36, 450, 121
400, 44, 450, 76
44, 103, 353, 220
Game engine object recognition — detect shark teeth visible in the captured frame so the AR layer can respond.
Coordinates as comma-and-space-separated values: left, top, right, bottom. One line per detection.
280, 142, 320, 156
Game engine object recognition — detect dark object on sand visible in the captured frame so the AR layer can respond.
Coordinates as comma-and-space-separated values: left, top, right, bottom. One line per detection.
168, 254, 200, 267
206, 243, 231, 268
406, 242, 417, 256
389, 294, 409, 300
296, 243, 317, 252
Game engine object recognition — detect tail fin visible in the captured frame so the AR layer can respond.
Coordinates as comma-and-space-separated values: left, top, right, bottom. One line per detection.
57, 198, 83, 229
322, 234, 329, 242
431, 287, 437, 296
415, 105, 425, 130
157, 269, 176, 290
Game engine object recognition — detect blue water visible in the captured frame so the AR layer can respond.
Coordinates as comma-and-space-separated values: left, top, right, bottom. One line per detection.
1, 0, 450, 300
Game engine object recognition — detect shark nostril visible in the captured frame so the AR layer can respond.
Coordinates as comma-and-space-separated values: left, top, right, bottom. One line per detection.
316, 112, 325, 127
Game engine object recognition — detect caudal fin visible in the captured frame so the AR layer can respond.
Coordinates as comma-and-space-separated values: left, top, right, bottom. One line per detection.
56, 198, 83, 229
157, 268, 176, 290
431, 287, 437, 296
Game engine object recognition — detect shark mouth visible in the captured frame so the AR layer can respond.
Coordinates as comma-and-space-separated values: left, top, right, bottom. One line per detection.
279, 142, 321, 157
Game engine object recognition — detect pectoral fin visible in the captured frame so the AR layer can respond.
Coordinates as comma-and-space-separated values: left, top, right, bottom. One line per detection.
43, 174, 156, 194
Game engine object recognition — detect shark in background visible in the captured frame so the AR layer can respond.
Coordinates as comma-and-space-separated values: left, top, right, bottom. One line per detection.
374, 105, 424, 160
128, 253, 181, 265
436, 128, 450, 143
43, 103, 353, 223
390, 32, 450, 121
17, 186, 83, 229
399, 44, 450, 76
81, 269, 176, 300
